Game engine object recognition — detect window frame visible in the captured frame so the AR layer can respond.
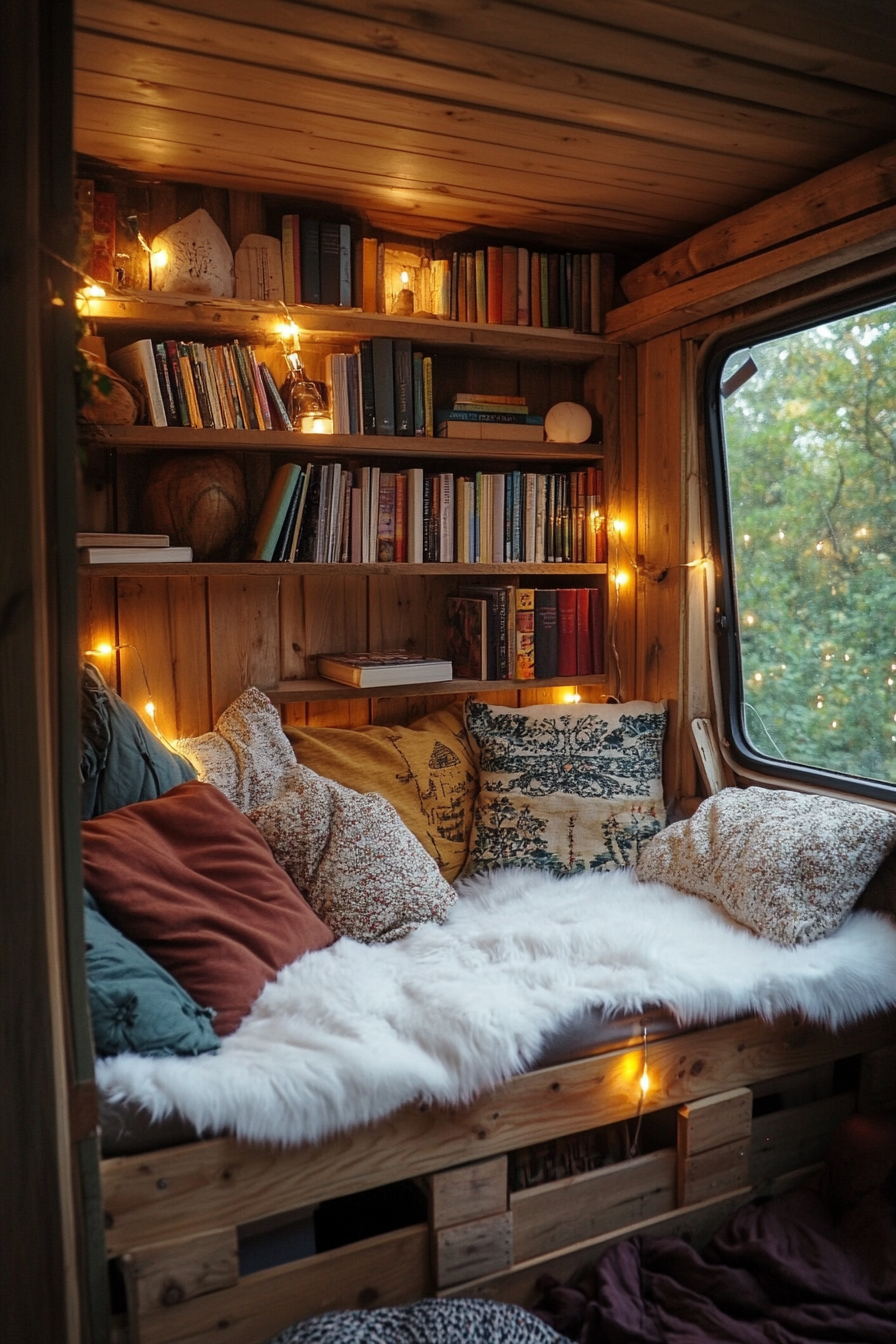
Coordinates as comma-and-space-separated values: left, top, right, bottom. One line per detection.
703, 279, 896, 803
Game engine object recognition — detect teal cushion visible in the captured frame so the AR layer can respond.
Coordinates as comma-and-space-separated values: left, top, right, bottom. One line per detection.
84, 893, 219, 1058
80, 663, 196, 819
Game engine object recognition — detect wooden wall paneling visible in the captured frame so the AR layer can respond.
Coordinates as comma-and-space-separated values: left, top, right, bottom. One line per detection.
146, 182, 178, 247
117, 576, 211, 739
227, 189, 265, 249
636, 333, 684, 803
79, 573, 120, 689
424, 575, 461, 663
278, 573, 307, 681
208, 575, 280, 720
368, 572, 427, 656
302, 570, 369, 728
306, 698, 371, 728
681, 337, 711, 803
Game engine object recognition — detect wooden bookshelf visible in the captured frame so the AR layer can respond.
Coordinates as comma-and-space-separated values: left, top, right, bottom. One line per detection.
266, 675, 607, 703
80, 291, 619, 363
82, 425, 603, 462
78, 562, 609, 578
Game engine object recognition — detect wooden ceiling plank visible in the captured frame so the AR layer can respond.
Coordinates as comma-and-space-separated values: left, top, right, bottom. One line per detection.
74, 91, 733, 230
622, 137, 896, 300
75, 129, 679, 247
296, 0, 896, 124
74, 30, 803, 193
605, 202, 896, 343
73, 0, 873, 160
519, 0, 896, 97
75, 71, 770, 218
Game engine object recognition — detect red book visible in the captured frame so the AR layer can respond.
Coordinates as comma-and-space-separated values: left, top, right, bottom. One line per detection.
394, 472, 408, 563
502, 245, 518, 324
589, 587, 605, 675
557, 588, 577, 678
487, 246, 503, 324
576, 589, 593, 675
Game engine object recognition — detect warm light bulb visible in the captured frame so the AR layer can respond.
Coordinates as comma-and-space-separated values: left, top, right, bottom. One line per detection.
816, 542, 823, 552
563, 692, 581, 704
612, 519, 626, 535
400, 270, 410, 285
753, 672, 762, 682
745, 614, 755, 626
743, 534, 750, 544
145, 701, 156, 720
639, 1069, 650, 1095
151, 248, 168, 270
278, 320, 300, 341
85, 641, 115, 656
614, 571, 628, 588
82, 283, 106, 298
777, 530, 785, 540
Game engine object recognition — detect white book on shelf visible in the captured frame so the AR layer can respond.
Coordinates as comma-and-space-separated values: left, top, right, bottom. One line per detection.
317, 651, 453, 688
524, 473, 537, 563
80, 546, 192, 564
107, 339, 167, 428
466, 480, 475, 563
407, 468, 424, 564
359, 468, 370, 563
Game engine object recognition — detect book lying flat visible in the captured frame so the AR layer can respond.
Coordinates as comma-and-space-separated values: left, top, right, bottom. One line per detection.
79, 546, 193, 564
76, 532, 170, 548
317, 651, 454, 688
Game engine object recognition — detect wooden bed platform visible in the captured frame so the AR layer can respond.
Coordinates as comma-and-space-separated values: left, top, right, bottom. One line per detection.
104, 1010, 896, 1344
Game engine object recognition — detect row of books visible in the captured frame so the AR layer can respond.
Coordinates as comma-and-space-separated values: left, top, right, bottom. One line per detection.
247, 464, 606, 565
446, 586, 605, 681
325, 340, 433, 436
109, 338, 292, 432
278, 215, 614, 331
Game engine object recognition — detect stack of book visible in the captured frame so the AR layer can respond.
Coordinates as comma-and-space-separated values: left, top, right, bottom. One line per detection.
316, 651, 453, 688
77, 533, 192, 564
436, 391, 544, 442
446, 586, 605, 680
246, 465, 606, 565
108, 339, 292, 431
325, 339, 433, 436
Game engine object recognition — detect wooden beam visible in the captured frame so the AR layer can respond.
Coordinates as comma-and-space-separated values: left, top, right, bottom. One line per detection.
121, 1227, 238, 1320
101, 1012, 896, 1257
428, 1157, 507, 1231
606, 202, 896, 343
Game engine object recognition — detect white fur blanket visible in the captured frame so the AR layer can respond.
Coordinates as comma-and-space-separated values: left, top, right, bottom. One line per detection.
96, 869, 896, 1146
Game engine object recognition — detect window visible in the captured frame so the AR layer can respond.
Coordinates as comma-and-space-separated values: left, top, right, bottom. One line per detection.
711, 296, 896, 795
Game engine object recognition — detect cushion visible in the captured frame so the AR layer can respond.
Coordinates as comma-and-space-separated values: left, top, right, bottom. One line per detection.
81, 780, 335, 1035
284, 704, 477, 882
249, 765, 458, 943
636, 786, 896, 946
83, 892, 219, 1058
462, 698, 666, 876
80, 662, 196, 819
176, 685, 295, 812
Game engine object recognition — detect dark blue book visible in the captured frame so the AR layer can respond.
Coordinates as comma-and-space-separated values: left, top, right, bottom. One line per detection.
394, 339, 413, 436
359, 340, 376, 435
413, 351, 425, 436
300, 219, 321, 304
370, 337, 395, 435
319, 221, 342, 306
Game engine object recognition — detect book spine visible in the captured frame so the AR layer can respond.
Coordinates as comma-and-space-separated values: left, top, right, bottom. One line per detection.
534, 590, 559, 679
339, 472, 351, 562
437, 410, 543, 424
439, 471, 454, 563
350, 486, 362, 563
407, 467, 424, 564
376, 241, 386, 313
223, 345, 248, 429
572, 253, 582, 333
517, 246, 529, 326
590, 253, 601, 334
376, 471, 396, 563
581, 252, 591, 334
231, 343, 260, 429
370, 337, 395, 435
422, 474, 433, 563
394, 339, 413, 436
487, 246, 502, 324
450, 251, 459, 321
313, 464, 329, 563
464, 253, 476, 324
359, 237, 377, 312
535, 474, 546, 563
288, 469, 311, 562
429, 473, 441, 562
295, 465, 319, 562
261, 363, 291, 431
282, 216, 295, 306
475, 250, 487, 324
589, 585, 605, 675
368, 465, 380, 562
338, 224, 352, 306
394, 472, 407, 563
548, 253, 560, 328
319, 220, 341, 305
502, 244, 517, 324
531, 251, 542, 328
423, 356, 433, 437
358, 340, 377, 435
164, 340, 191, 426
576, 587, 594, 675
557, 588, 576, 677
200, 344, 225, 428
412, 351, 425, 435
511, 470, 522, 562
559, 253, 569, 329
595, 466, 607, 562
176, 344, 203, 428
515, 588, 535, 679
492, 474, 505, 565
300, 219, 321, 304
188, 344, 215, 428
272, 471, 303, 563
153, 342, 179, 425
247, 347, 273, 430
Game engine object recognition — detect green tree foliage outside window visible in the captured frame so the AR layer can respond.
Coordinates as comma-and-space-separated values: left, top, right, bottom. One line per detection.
721, 301, 896, 785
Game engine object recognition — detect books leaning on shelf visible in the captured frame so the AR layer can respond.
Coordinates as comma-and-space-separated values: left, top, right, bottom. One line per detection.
316, 652, 454, 688
107, 338, 293, 431
325, 339, 433, 437
79, 545, 193, 564
447, 585, 605, 681
245, 464, 606, 565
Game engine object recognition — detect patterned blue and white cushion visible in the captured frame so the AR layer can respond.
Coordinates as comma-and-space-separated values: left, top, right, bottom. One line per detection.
265, 1298, 564, 1344
462, 698, 666, 876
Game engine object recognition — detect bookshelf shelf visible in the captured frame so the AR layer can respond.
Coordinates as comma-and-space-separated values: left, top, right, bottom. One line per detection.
266, 674, 608, 703
78, 562, 609, 578
82, 426, 604, 463
81, 291, 619, 364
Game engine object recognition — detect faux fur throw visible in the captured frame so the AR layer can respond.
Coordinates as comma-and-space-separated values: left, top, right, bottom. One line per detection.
96, 869, 896, 1147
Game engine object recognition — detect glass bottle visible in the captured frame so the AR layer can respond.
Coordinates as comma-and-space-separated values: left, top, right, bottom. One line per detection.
282, 350, 330, 432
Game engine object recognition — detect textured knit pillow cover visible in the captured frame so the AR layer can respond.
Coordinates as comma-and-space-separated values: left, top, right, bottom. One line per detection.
249, 765, 458, 943
463, 698, 666, 876
635, 786, 896, 946
83, 892, 219, 1058
82, 780, 335, 1035
284, 704, 477, 881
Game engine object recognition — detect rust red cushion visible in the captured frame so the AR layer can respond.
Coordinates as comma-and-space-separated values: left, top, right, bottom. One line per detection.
81, 780, 334, 1036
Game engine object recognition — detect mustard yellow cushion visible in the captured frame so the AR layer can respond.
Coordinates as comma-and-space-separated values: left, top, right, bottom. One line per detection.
283, 705, 477, 882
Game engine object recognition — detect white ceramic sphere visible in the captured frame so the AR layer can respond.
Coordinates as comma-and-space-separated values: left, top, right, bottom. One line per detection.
544, 401, 592, 443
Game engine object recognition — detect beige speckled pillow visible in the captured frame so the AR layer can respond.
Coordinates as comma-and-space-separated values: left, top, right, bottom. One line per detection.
636, 786, 896, 946
249, 764, 457, 944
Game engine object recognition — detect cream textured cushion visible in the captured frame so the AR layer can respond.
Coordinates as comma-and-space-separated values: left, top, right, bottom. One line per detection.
636, 786, 896, 946
463, 698, 666, 876
249, 766, 457, 943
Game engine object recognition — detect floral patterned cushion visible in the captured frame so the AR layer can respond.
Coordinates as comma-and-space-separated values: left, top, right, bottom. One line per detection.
635, 786, 896, 946
249, 765, 457, 943
462, 698, 666, 877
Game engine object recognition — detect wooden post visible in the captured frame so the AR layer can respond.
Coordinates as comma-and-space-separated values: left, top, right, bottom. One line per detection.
428, 1156, 512, 1289
677, 1088, 751, 1206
